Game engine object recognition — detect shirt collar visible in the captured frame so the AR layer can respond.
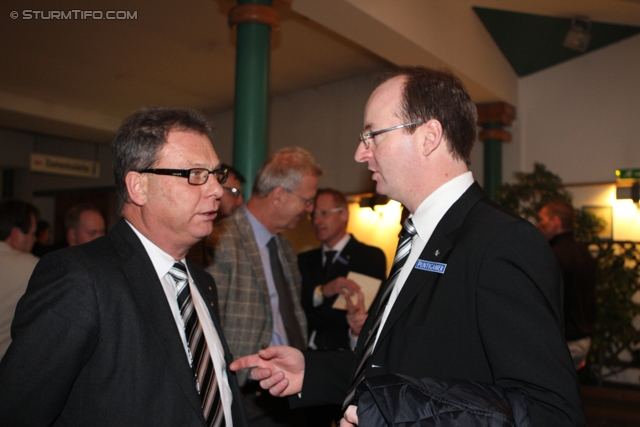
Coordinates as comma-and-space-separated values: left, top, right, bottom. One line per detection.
244, 205, 276, 248
411, 171, 474, 241
126, 220, 181, 279
322, 233, 350, 254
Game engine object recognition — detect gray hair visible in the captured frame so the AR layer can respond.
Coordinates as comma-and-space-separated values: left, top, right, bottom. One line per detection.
253, 147, 323, 197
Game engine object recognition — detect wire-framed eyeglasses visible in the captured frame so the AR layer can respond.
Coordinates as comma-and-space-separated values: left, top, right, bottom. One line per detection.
309, 207, 344, 220
140, 167, 228, 185
359, 120, 425, 149
284, 188, 314, 208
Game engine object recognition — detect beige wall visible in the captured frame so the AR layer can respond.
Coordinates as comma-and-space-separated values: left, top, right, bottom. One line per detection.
3, 34, 638, 243
511, 34, 640, 185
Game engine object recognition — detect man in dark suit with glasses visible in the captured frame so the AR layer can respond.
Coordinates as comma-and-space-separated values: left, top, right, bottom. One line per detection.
298, 188, 386, 427
231, 67, 584, 427
0, 106, 247, 427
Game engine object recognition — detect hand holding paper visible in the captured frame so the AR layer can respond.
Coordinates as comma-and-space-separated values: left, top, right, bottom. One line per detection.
323, 276, 360, 298
332, 271, 382, 312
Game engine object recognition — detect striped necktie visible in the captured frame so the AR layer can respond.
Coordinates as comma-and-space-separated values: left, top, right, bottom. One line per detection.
168, 262, 225, 427
342, 218, 417, 409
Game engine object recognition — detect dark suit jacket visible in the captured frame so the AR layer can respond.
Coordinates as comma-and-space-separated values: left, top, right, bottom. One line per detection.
0, 219, 247, 427
357, 374, 531, 427
297, 183, 584, 427
298, 235, 386, 350
549, 232, 597, 341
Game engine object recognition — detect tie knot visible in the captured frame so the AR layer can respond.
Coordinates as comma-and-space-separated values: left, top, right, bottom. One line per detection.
324, 250, 337, 265
401, 217, 417, 239
172, 261, 187, 273
169, 261, 188, 284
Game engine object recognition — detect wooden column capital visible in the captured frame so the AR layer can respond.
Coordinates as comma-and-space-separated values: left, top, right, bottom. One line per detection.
229, 4, 280, 30
476, 102, 516, 126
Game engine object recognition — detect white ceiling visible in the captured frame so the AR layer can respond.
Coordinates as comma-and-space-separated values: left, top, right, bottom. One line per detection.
1, 0, 639, 142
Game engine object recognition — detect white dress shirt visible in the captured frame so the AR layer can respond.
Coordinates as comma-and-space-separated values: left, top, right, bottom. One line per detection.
374, 172, 474, 347
0, 241, 39, 358
127, 221, 233, 426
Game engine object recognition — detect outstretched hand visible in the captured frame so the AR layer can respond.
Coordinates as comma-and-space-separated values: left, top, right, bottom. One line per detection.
229, 346, 305, 397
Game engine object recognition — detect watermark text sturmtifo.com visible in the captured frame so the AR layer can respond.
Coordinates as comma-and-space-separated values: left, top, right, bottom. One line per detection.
10, 10, 138, 20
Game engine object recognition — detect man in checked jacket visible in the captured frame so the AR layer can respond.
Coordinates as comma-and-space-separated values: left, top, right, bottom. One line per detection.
207, 147, 323, 427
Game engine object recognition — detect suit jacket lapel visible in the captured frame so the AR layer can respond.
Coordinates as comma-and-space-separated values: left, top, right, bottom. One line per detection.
234, 208, 271, 300
110, 220, 205, 423
332, 235, 357, 278
190, 264, 247, 427
374, 182, 487, 347
189, 265, 229, 363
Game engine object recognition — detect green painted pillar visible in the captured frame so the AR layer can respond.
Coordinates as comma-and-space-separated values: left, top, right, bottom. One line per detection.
229, 0, 279, 201
477, 103, 516, 200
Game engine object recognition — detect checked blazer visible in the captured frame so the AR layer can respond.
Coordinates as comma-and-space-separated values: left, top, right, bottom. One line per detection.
206, 207, 307, 386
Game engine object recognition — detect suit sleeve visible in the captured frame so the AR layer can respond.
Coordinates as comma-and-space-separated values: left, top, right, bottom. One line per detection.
298, 252, 319, 314
0, 250, 100, 426
291, 349, 354, 408
476, 221, 584, 426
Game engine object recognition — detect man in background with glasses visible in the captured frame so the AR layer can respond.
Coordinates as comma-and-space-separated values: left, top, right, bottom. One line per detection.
206, 147, 322, 427
298, 188, 386, 427
0, 106, 248, 427
187, 163, 246, 268
218, 163, 246, 220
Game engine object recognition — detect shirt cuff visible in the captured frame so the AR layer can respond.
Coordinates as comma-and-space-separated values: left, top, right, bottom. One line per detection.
349, 328, 359, 350
312, 285, 324, 307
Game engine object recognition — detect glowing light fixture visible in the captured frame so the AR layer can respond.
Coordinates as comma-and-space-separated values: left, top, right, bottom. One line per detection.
615, 168, 640, 204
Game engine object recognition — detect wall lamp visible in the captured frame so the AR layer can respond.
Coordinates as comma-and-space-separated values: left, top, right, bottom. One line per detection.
563, 16, 591, 53
615, 168, 640, 204
616, 183, 640, 204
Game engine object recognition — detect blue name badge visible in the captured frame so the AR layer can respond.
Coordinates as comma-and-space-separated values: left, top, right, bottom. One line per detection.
414, 259, 447, 274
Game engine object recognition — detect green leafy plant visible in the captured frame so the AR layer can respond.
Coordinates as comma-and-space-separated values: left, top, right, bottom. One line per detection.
496, 163, 572, 222
589, 242, 640, 386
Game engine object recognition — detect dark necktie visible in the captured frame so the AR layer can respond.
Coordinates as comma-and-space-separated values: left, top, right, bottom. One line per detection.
323, 250, 338, 281
168, 262, 225, 427
267, 237, 306, 350
342, 218, 417, 409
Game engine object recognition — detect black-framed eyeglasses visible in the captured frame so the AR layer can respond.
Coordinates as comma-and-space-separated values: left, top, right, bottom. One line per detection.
284, 188, 314, 208
140, 167, 228, 185
359, 120, 425, 149
223, 186, 243, 199
309, 207, 344, 220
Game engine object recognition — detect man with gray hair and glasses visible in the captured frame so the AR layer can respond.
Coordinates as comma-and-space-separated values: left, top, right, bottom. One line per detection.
207, 147, 322, 427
